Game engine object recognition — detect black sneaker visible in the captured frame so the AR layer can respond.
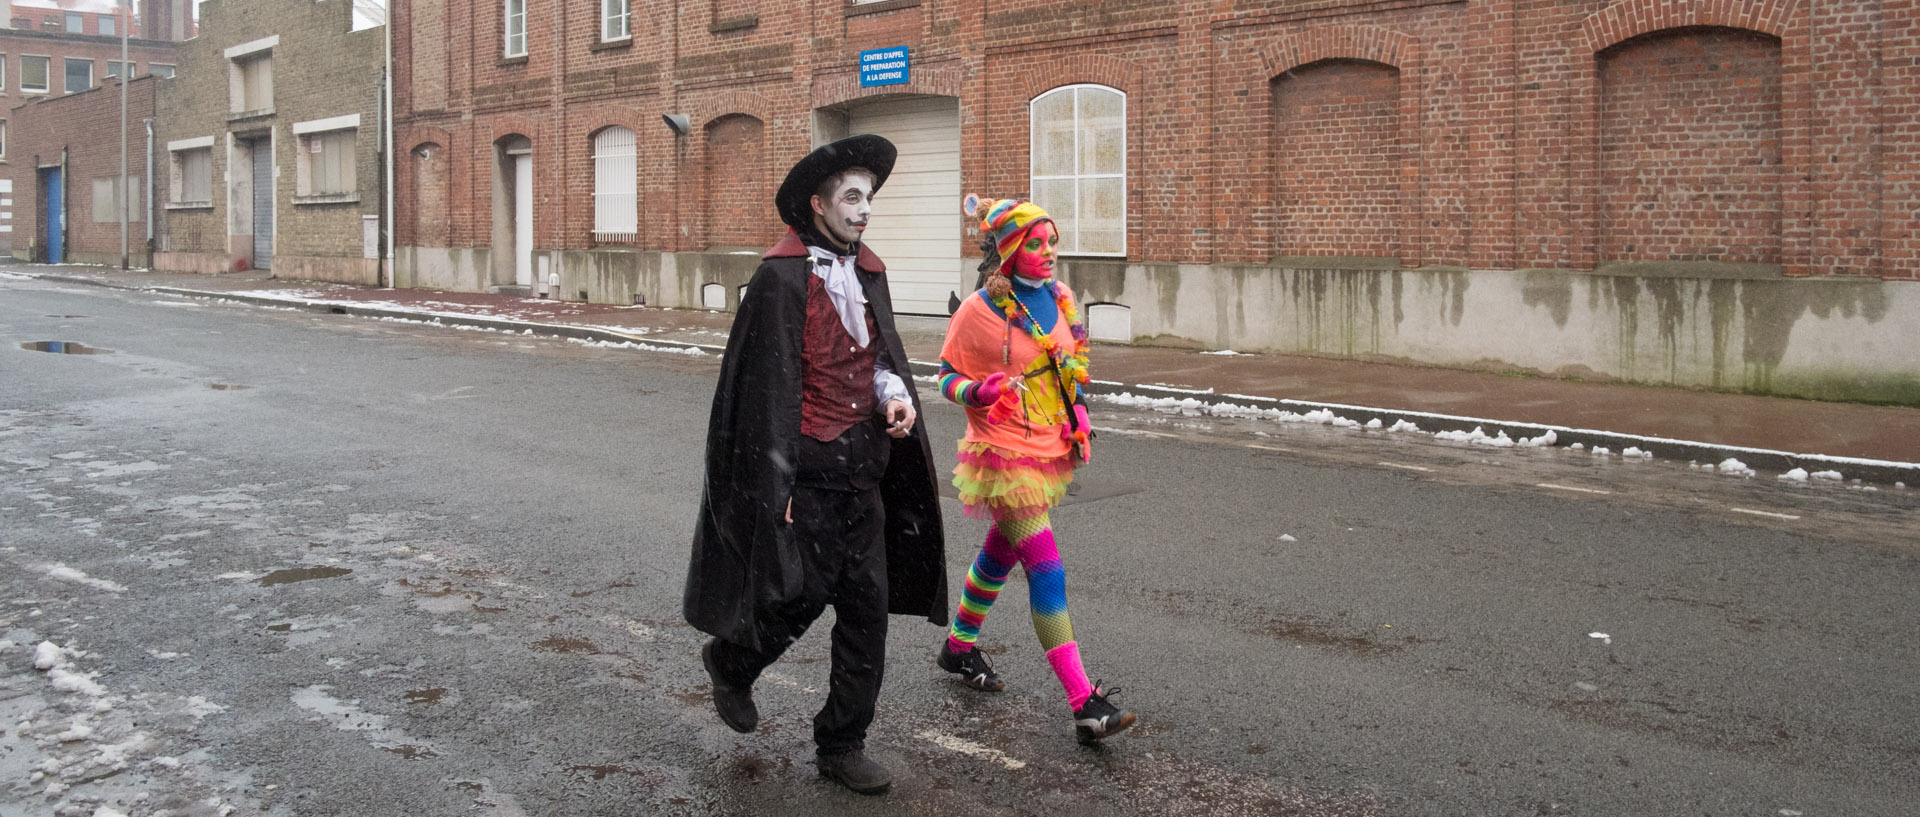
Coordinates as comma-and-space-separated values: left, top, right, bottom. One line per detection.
936, 644, 1006, 692
1073, 682, 1135, 745
817, 749, 893, 795
702, 640, 758, 734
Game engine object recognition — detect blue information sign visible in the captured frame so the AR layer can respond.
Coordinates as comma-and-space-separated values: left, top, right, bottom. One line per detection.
859, 47, 910, 88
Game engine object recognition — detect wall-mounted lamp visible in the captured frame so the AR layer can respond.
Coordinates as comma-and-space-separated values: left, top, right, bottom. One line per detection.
662, 114, 691, 136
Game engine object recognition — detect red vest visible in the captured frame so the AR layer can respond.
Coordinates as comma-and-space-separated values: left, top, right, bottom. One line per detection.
801, 273, 881, 442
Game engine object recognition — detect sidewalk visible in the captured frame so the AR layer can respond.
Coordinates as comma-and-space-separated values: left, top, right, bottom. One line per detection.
16, 264, 1920, 482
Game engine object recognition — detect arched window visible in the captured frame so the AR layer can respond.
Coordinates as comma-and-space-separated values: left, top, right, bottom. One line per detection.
592, 126, 637, 242
1029, 84, 1125, 256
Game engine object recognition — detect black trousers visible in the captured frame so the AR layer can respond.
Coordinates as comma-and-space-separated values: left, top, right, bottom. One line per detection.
707, 483, 889, 754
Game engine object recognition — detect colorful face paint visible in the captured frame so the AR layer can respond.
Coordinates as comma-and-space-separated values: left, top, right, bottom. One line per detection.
812, 172, 874, 249
1010, 220, 1058, 279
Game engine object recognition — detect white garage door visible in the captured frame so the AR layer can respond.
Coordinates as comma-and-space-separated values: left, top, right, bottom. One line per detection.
846, 96, 961, 316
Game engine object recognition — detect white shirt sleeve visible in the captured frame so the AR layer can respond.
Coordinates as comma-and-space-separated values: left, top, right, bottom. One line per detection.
873, 365, 909, 407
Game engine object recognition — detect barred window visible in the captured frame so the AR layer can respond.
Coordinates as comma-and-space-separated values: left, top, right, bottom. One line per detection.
1029, 84, 1126, 256
592, 127, 638, 241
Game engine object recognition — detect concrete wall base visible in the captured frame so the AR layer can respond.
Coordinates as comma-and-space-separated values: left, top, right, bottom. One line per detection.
1064, 261, 1920, 406
152, 251, 229, 275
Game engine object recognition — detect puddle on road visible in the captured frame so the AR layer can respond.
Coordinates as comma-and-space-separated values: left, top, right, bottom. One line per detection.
384, 745, 439, 760
45, 315, 89, 319
531, 635, 600, 654
208, 383, 252, 391
257, 565, 353, 586
20, 340, 110, 355
404, 688, 446, 705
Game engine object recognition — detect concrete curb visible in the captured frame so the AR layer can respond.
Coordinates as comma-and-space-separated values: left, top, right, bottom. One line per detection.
28, 271, 1919, 484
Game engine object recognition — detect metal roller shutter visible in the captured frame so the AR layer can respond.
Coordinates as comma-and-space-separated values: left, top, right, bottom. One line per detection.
845, 96, 961, 316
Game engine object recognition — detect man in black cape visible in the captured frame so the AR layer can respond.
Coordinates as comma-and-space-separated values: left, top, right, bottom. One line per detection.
684, 134, 948, 795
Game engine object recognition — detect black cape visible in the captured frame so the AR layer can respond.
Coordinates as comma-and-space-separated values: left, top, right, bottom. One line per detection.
684, 231, 949, 653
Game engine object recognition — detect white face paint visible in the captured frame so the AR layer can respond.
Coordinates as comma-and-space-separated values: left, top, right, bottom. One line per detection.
811, 172, 875, 249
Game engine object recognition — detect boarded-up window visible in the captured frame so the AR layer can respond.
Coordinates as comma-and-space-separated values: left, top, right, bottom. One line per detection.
1030, 85, 1126, 256
1599, 27, 1782, 264
703, 115, 765, 248
411, 143, 449, 245
233, 53, 272, 112
1272, 59, 1402, 259
92, 176, 143, 222
593, 127, 638, 241
299, 129, 357, 195
173, 148, 213, 204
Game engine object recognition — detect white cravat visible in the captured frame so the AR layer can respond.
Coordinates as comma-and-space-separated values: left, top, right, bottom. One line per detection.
805, 245, 870, 348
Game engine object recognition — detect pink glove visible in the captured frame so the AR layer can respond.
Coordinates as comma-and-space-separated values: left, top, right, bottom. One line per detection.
1061, 404, 1092, 440
972, 372, 1008, 409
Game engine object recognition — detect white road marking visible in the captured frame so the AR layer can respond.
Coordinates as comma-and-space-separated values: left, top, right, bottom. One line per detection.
916, 730, 1027, 770
1730, 507, 1801, 521
1536, 483, 1612, 495
1378, 462, 1433, 472
1247, 444, 1295, 452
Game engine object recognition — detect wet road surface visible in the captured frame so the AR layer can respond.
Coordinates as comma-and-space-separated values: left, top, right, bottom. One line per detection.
3, 275, 1917, 817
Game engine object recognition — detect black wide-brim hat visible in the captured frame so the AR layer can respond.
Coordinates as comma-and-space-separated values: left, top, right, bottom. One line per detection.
776, 134, 898, 230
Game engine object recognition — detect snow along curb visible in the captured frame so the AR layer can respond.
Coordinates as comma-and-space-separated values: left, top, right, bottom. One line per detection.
31, 271, 1916, 484
28, 273, 723, 355
1073, 381, 1920, 486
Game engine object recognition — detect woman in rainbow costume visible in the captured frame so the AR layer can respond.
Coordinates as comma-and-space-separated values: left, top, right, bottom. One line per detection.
932, 194, 1136, 745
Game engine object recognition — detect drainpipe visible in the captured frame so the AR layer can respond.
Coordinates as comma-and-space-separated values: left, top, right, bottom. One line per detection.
144, 117, 153, 247
119, 0, 130, 270
383, 6, 395, 288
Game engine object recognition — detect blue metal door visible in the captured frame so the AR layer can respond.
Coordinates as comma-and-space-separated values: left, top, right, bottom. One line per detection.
43, 167, 63, 264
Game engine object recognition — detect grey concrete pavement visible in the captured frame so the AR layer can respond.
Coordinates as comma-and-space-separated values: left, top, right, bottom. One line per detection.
5, 275, 1919, 816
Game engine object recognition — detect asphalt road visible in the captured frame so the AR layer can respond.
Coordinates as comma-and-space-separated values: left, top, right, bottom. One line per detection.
4, 274, 1917, 817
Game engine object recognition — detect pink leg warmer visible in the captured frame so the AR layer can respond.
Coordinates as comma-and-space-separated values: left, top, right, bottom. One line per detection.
1045, 641, 1095, 711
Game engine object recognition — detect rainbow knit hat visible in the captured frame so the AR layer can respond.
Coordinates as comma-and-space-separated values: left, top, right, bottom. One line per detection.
973, 197, 1053, 264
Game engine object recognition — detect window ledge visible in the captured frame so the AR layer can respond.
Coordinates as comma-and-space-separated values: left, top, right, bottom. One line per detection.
165, 200, 213, 211
846, 0, 921, 17
293, 193, 361, 206
589, 37, 632, 53
710, 14, 757, 33
499, 54, 529, 67
227, 107, 275, 122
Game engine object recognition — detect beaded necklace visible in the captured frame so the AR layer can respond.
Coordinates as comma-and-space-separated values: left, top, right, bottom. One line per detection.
989, 280, 1091, 404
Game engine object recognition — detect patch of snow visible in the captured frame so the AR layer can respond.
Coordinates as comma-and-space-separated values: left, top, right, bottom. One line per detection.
1198, 349, 1242, 356
1570, 443, 1585, 450
1278, 534, 1298, 542
1519, 430, 1558, 447
1434, 426, 1516, 448
1388, 419, 1421, 433
1589, 632, 1612, 645
1779, 468, 1810, 483
1622, 446, 1653, 458
1592, 446, 1611, 455
1365, 418, 1383, 429
565, 337, 707, 356
1717, 458, 1757, 477
32, 564, 127, 593
1810, 470, 1844, 481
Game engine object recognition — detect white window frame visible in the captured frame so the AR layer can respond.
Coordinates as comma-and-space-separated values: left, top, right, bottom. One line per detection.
592, 126, 637, 241
504, 0, 527, 58
20, 55, 49, 95
602, 0, 631, 42
0, 54, 8, 93
1028, 84, 1127, 257
99, 14, 115, 38
167, 137, 215, 207
65, 12, 83, 33
106, 60, 126, 79
148, 64, 175, 79
0, 119, 8, 161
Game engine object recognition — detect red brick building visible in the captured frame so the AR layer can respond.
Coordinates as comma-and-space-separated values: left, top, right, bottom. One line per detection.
2, 0, 179, 262
394, 0, 1920, 403
8, 73, 156, 265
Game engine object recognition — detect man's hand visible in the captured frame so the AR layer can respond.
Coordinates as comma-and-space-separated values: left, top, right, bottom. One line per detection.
786, 498, 793, 524
883, 398, 917, 438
